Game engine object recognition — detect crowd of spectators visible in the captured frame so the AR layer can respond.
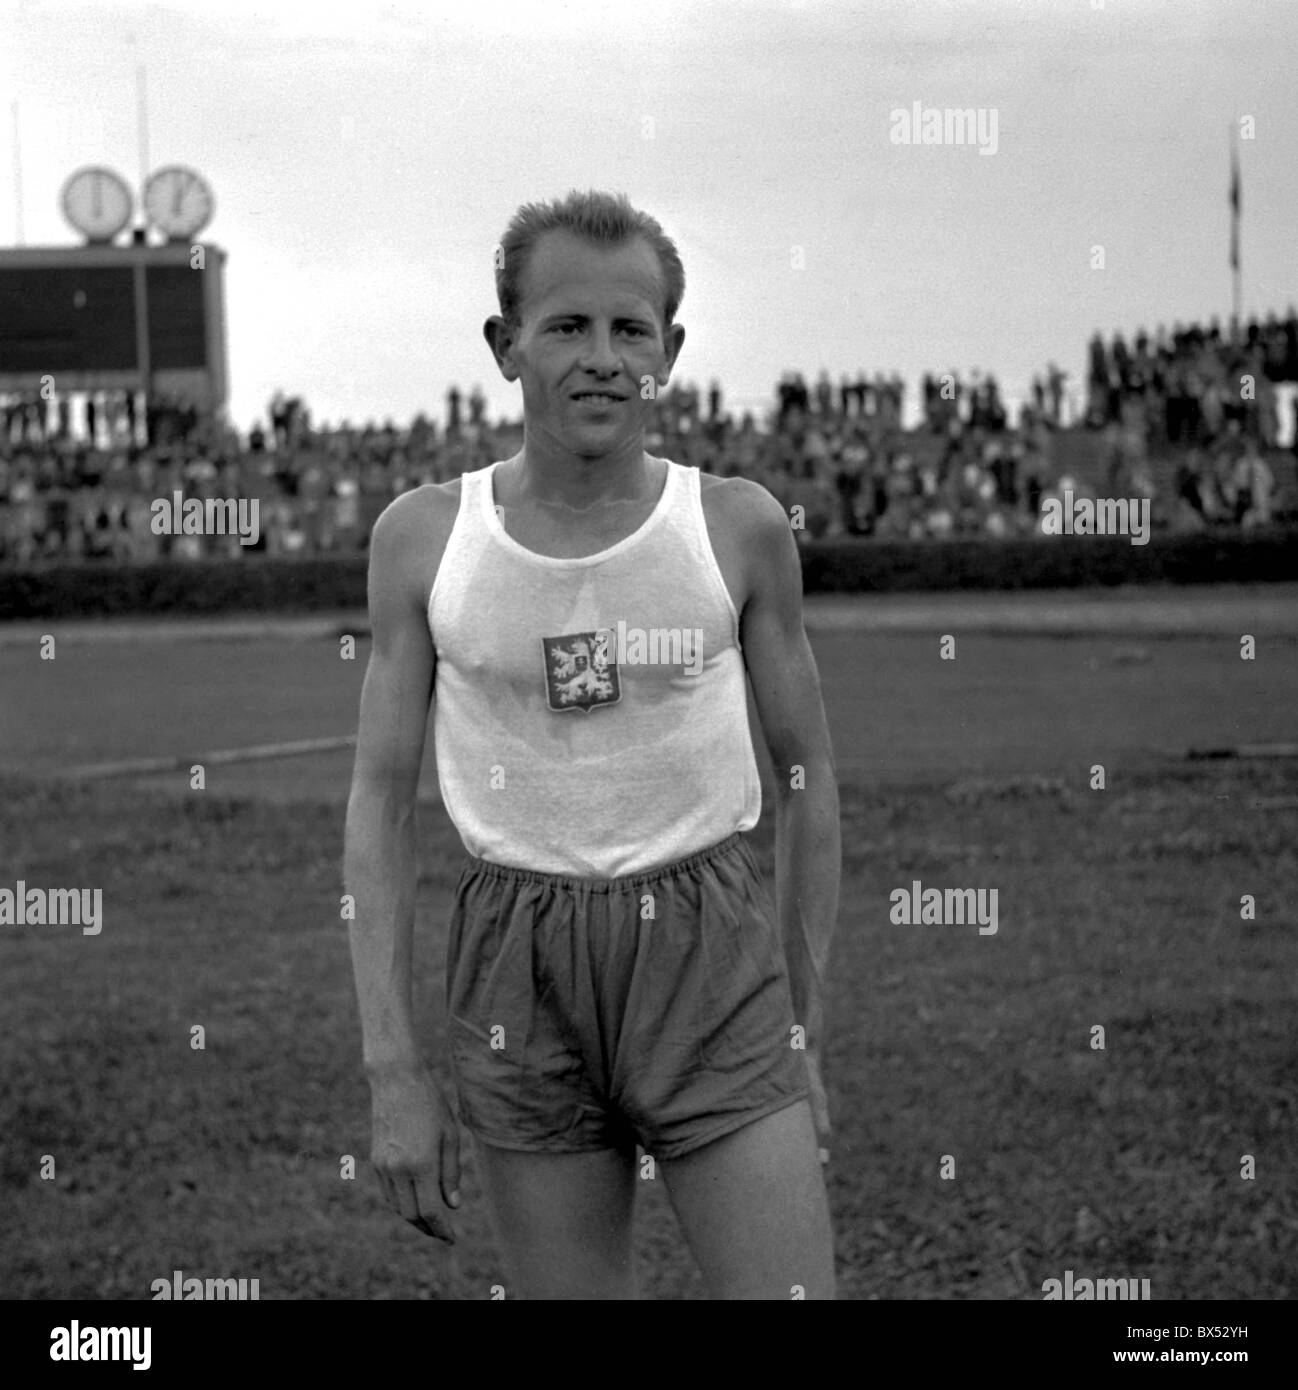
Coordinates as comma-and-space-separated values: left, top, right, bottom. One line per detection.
2, 319, 1295, 563
0, 389, 521, 563
649, 372, 1064, 541
1086, 310, 1298, 447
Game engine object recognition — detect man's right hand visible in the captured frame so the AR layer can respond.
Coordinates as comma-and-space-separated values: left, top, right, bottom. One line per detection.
369, 1065, 462, 1244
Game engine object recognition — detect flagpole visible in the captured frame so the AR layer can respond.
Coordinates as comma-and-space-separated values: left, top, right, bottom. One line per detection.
1232, 235, 1241, 339
1230, 127, 1241, 341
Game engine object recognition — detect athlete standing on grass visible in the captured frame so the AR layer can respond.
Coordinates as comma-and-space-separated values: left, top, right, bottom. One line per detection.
344, 190, 840, 1299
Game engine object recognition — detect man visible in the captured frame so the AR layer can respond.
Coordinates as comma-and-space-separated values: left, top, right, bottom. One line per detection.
345, 190, 839, 1300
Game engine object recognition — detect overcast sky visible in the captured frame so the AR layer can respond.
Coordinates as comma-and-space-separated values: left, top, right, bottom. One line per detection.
2, 0, 1294, 432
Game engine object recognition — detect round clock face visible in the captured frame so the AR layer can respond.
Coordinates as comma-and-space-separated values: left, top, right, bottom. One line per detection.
143, 165, 215, 240
61, 167, 134, 242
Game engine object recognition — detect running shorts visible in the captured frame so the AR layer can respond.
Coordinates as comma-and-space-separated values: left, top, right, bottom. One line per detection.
446, 831, 810, 1159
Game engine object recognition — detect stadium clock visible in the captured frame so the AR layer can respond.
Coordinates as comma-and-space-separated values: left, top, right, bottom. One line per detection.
61, 167, 134, 242
142, 165, 215, 240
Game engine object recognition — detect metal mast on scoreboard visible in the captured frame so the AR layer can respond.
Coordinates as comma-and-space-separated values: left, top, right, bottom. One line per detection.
134, 63, 152, 397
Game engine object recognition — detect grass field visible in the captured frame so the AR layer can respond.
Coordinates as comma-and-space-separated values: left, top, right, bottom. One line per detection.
2, 586, 1296, 1299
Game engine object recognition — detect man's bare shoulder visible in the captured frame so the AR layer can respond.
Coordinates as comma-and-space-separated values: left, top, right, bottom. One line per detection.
692, 468, 796, 616
372, 478, 460, 535
371, 479, 461, 549
697, 469, 789, 540
368, 480, 464, 599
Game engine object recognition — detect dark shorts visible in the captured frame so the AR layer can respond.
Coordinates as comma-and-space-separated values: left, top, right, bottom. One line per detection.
446, 832, 810, 1160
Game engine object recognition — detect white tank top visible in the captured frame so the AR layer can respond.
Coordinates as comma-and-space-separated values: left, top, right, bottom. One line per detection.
428, 458, 762, 876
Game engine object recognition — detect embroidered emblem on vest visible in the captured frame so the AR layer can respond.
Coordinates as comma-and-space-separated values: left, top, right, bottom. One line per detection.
541, 631, 622, 713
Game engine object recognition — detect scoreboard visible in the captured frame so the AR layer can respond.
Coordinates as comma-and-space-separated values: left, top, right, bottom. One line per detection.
0, 242, 228, 408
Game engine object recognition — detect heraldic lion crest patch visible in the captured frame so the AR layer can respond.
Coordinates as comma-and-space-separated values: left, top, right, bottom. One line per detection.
541, 630, 622, 713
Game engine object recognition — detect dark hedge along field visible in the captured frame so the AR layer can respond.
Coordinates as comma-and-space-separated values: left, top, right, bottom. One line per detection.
1, 613, 1296, 1299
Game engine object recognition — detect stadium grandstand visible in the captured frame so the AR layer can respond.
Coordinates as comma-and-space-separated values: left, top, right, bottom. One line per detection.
2, 310, 1296, 563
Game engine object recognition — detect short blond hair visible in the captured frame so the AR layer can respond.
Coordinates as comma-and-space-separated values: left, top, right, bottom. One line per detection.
495, 189, 684, 331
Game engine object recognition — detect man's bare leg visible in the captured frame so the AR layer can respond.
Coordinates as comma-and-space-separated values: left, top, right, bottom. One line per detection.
659, 1098, 835, 1299
475, 1142, 639, 1299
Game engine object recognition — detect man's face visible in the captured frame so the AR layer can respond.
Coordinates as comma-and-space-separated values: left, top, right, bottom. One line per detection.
488, 229, 684, 460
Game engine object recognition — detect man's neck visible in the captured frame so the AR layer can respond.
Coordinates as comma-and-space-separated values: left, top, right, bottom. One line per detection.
504, 436, 661, 512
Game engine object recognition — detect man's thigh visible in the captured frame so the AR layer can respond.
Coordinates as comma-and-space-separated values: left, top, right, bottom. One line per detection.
659, 1098, 835, 1300
475, 1141, 639, 1300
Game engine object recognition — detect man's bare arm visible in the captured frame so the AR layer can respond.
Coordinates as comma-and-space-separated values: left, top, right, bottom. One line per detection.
345, 493, 433, 1072
734, 480, 842, 1158
343, 488, 460, 1240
